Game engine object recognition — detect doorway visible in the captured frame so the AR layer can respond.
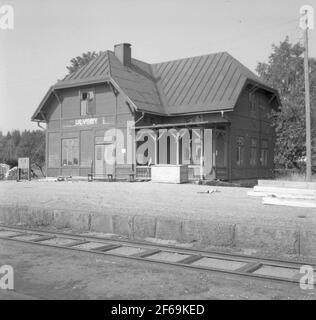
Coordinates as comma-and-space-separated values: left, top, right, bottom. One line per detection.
214, 130, 228, 179
94, 144, 115, 177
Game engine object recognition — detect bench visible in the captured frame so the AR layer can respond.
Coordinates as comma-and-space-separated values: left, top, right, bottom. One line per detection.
87, 173, 135, 182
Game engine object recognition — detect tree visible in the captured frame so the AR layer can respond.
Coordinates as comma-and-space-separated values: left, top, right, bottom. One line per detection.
66, 51, 99, 74
0, 131, 4, 162
0, 130, 22, 165
11, 130, 21, 150
1, 132, 14, 164
256, 37, 316, 169
16, 130, 46, 176
0, 129, 46, 175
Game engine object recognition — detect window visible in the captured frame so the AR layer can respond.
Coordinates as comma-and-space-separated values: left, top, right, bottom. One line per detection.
62, 138, 79, 166
249, 91, 256, 117
236, 137, 245, 167
96, 145, 102, 160
80, 90, 94, 116
260, 139, 268, 167
48, 133, 60, 168
80, 130, 92, 167
250, 138, 258, 167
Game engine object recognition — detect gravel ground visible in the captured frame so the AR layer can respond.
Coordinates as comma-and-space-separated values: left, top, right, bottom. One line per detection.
0, 180, 315, 229
1, 239, 315, 300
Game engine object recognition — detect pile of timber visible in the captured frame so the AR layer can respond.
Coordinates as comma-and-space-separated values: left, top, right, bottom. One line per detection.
248, 180, 316, 208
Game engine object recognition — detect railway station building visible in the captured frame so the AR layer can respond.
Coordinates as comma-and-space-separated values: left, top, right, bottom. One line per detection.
31, 43, 280, 181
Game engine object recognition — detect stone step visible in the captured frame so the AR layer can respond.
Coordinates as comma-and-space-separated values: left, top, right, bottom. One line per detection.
262, 197, 316, 208
253, 186, 316, 197
258, 180, 316, 190
247, 191, 315, 200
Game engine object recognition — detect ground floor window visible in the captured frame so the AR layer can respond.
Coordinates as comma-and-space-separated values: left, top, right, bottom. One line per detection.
236, 136, 245, 167
260, 139, 268, 167
250, 138, 258, 166
48, 133, 60, 168
62, 138, 79, 166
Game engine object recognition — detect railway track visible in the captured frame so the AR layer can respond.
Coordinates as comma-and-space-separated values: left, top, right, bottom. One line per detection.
0, 224, 314, 285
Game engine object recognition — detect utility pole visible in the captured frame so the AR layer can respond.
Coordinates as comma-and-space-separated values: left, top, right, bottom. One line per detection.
304, 14, 312, 181
300, 6, 314, 181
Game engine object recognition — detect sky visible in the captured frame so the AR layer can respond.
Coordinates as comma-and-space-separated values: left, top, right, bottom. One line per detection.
0, 0, 315, 134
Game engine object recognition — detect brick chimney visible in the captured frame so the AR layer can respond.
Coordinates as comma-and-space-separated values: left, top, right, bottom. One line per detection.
114, 43, 131, 66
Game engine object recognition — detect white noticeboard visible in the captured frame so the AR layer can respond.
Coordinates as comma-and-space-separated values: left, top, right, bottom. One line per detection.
18, 157, 30, 170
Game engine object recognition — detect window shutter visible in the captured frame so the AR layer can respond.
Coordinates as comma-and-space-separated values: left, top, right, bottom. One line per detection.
87, 91, 96, 115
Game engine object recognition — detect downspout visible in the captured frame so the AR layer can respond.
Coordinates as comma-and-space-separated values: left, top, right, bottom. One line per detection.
115, 94, 117, 179
220, 110, 231, 181
37, 112, 48, 178
36, 120, 47, 177
133, 112, 145, 175
52, 89, 62, 177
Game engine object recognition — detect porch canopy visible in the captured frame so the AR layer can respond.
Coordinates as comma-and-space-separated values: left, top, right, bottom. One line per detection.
134, 116, 230, 179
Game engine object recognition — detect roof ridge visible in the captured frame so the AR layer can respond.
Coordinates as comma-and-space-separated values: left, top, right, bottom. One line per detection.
151, 51, 228, 66
224, 52, 266, 84
149, 63, 169, 114
106, 50, 112, 75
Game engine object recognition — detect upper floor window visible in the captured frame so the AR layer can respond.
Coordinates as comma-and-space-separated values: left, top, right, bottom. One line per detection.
249, 91, 256, 117
80, 90, 94, 116
236, 136, 245, 167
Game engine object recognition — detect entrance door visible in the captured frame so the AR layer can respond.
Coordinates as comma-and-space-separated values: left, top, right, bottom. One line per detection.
214, 130, 228, 180
94, 143, 116, 177
94, 144, 105, 176
215, 132, 226, 166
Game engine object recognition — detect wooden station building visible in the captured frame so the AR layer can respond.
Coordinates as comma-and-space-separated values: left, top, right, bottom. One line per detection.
31, 43, 280, 181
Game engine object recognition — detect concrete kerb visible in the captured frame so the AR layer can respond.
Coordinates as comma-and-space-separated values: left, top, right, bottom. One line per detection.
234, 224, 300, 255
181, 219, 235, 246
0, 204, 315, 257
299, 228, 316, 257
90, 211, 113, 234
20, 206, 54, 226
0, 205, 21, 225
133, 215, 157, 239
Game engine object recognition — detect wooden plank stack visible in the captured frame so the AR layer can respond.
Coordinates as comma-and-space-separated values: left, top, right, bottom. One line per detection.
247, 180, 316, 208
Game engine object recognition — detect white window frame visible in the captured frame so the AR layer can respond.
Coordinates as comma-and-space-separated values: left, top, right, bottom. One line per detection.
79, 89, 95, 116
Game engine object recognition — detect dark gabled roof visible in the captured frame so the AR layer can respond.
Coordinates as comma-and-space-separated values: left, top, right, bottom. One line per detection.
60, 51, 111, 85
151, 52, 272, 115
108, 52, 165, 114
32, 49, 279, 121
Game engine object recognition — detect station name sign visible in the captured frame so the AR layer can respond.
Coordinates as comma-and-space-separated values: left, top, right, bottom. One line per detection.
62, 117, 114, 128
75, 118, 98, 126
